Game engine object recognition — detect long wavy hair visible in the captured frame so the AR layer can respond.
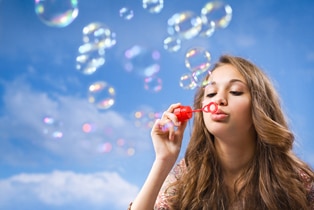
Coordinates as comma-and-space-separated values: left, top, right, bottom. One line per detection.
167, 55, 313, 209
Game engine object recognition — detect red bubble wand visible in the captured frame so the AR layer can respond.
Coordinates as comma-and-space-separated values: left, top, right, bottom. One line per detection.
174, 102, 218, 122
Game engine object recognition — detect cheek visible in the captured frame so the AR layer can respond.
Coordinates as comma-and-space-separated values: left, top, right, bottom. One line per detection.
201, 98, 211, 108
233, 101, 252, 123
202, 112, 212, 129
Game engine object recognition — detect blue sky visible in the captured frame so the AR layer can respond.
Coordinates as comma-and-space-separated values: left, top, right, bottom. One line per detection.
0, 0, 313, 209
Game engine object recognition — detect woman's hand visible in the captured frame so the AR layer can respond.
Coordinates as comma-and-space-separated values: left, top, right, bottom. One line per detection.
151, 103, 188, 163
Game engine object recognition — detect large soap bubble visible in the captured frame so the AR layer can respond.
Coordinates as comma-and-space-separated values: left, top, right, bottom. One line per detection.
167, 11, 203, 40
34, 0, 79, 27
76, 22, 116, 75
201, 1, 232, 29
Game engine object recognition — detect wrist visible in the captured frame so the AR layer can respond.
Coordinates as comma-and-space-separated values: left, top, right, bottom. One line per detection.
153, 158, 176, 172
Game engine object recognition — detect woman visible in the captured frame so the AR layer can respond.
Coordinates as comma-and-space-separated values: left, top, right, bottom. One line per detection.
129, 55, 314, 209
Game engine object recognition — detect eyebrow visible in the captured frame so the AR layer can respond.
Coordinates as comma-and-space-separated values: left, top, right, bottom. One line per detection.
208, 79, 247, 86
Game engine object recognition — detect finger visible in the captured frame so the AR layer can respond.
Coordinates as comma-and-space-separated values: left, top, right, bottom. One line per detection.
176, 120, 188, 135
166, 103, 181, 112
162, 110, 181, 127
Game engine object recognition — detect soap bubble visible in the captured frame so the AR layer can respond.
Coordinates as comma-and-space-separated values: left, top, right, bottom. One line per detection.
179, 73, 197, 90
82, 22, 116, 49
185, 47, 211, 72
76, 22, 116, 75
119, 7, 134, 20
126, 148, 136, 156
201, 1, 232, 29
88, 81, 116, 110
42, 116, 64, 139
76, 47, 105, 75
163, 36, 181, 52
34, 0, 79, 27
144, 76, 162, 93
98, 142, 112, 153
124, 45, 161, 77
132, 108, 161, 129
167, 11, 202, 40
82, 122, 97, 133
142, 0, 164, 14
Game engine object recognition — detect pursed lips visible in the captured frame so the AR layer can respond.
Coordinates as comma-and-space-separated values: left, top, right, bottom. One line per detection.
211, 109, 229, 121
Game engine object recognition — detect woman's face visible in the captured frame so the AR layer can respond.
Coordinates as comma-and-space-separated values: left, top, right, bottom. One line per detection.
202, 64, 253, 141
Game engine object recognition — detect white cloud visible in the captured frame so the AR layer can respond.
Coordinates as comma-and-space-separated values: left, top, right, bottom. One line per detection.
0, 78, 151, 166
0, 170, 138, 209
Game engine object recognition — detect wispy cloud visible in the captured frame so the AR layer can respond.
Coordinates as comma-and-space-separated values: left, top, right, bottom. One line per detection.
0, 170, 138, 209
0, 77, 151, 167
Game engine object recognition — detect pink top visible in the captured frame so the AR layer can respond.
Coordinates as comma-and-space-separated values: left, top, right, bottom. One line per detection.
154, 159, 314, 210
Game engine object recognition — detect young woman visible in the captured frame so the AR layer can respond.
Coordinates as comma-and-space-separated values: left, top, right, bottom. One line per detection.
129, 55, 314, 209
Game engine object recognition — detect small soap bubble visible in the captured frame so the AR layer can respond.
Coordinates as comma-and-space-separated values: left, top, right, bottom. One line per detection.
76, 50, 105, 75
117, 138, 125, 147
201, 1, 232, 29
161, 121, 175, 132
124, 45, 161, 77
88, 81, 116, 110
163, 36, 181, 52
52, 131, 63, 139
34, 0, 79, 27
43, 116, 55, 125
132, 108, 159, 129
179, 73, 198, 90
98, 142, 112, 153
167, 11, 202, 40
82, 122, 96, 133
42, 116, 64, 139
142, 0, 164, 14
127, 147, 135, 156
144, 76, 162, 93
119, 7, 134, 20
82, 22, 116, 49
185, 47, 211, 72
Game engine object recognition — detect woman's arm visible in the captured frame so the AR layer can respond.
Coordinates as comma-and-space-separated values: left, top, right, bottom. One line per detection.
130, 159, 176, 210
129, 103, 188, 210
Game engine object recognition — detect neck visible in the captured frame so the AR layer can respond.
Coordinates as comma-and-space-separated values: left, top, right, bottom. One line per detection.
214, 130, 256, 178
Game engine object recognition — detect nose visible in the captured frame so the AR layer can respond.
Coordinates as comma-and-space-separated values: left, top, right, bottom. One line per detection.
215, 94, 227, 106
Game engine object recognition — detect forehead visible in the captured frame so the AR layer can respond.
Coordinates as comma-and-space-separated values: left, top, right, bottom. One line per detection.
209, 64, 246, 84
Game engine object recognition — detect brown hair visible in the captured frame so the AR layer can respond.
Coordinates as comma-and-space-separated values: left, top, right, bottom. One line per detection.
167, 55, 313, 209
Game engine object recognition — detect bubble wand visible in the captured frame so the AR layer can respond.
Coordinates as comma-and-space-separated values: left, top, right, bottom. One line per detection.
174, 102, 218, 122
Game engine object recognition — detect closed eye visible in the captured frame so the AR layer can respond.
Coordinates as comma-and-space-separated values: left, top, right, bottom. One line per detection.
230, 91, 243, 96
206, 93, 216, 98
